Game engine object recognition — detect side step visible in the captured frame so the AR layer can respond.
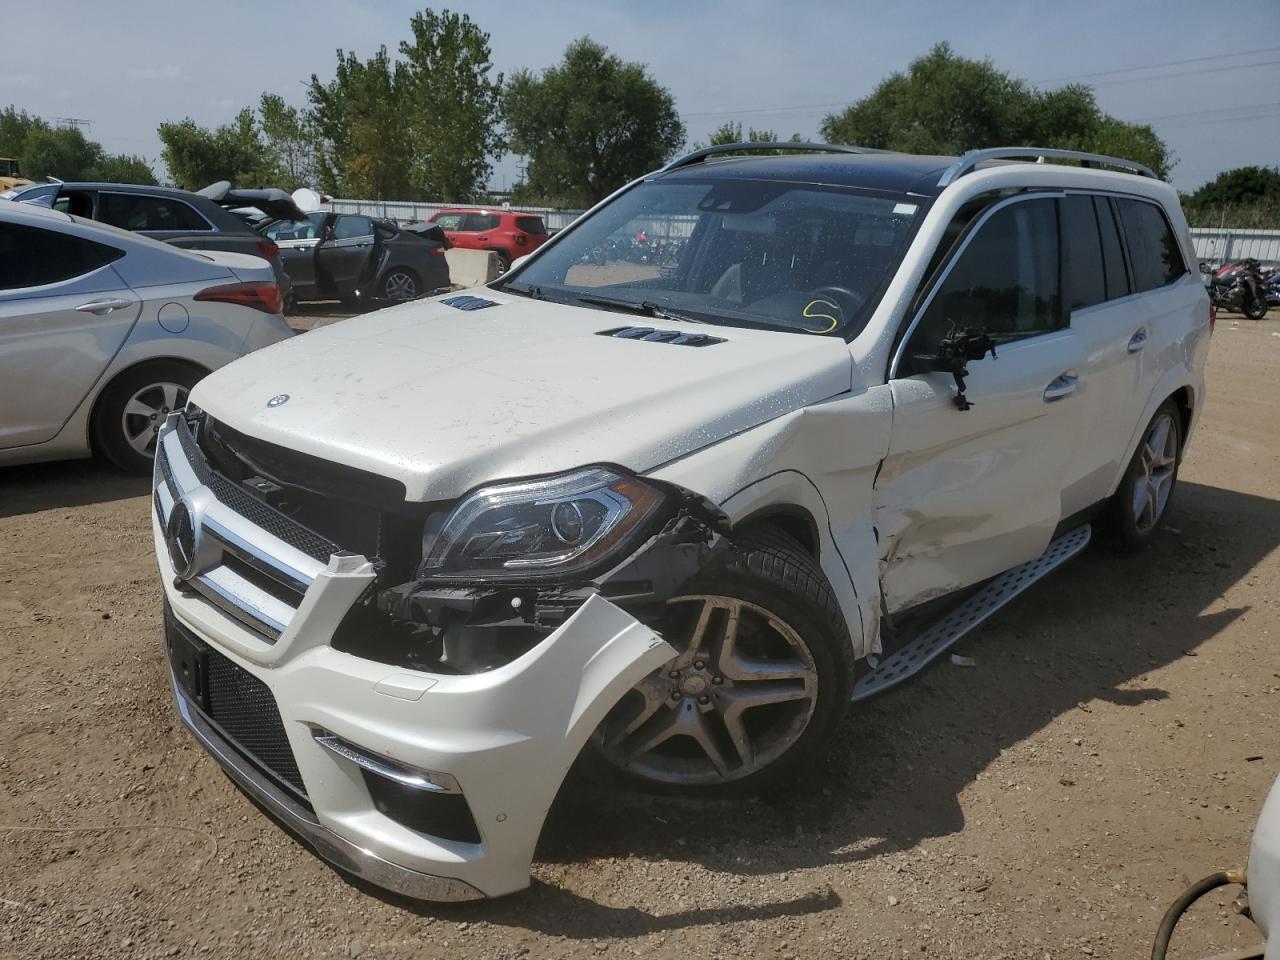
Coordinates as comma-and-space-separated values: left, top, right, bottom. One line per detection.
851, 525, 1092, 702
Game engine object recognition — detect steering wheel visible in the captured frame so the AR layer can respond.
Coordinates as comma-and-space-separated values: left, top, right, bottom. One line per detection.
800, 286, 864, 335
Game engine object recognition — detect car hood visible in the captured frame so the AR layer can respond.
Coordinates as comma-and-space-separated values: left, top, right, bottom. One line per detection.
189, 291, 853, 502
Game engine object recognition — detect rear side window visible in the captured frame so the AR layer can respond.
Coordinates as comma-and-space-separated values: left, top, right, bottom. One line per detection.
0, 222, 123, 290
464, 213, 500, 231
1115, 198, 1187, 293
909, 197, 1061, 356
1093, 197, 1130, 301
431, 213, 464, 230
332, 215, 373, 240
99, 193, 210, 232
515, 216, 547, 235
1059, 195, 1105, 311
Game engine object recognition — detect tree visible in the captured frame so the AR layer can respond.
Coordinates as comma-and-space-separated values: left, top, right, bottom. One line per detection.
504, 38, 685, 206
258, 93, 315, 191
695, 121, 803, 152
158, 108, 272, 189
820, 44, 1173, 179
306, 9, 503, 201
0, 105, 156, 183
398, 8, 504, 200
1181, 165, 1280, 228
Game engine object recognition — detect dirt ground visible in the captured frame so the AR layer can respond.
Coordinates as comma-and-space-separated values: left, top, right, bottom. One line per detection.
1, 315, 1277, 960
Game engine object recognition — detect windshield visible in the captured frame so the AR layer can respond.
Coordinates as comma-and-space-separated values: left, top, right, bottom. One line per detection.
503, 177, 923, 338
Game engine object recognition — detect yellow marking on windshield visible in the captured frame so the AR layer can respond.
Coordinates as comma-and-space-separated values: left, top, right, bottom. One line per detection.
802, 298, 841, 334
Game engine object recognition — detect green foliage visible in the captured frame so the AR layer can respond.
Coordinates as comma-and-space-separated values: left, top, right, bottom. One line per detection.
504, 38, 685, 205
157, 108, 274, 189
258, 93, 316, 192
1180, 166, 1280, 228
694, 122, 803, 153
306, 9, 503, 201
820, 43, 1173, 179
0, 105, 156, 184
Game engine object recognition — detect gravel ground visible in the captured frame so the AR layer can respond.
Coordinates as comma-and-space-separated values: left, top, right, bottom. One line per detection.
1, 314, 1277, 960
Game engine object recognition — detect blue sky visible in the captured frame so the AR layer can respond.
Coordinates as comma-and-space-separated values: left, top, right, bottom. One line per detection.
4, 0, 1277, 194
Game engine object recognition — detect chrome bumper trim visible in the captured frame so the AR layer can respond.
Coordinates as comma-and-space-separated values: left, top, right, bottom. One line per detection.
170, 672, 486, 902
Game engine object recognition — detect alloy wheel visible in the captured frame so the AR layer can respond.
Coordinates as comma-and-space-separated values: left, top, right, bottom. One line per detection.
383, 271, 417, 301
1132, 412, 1178, 532
121, 381, 188, 458
596, 595, 819, 785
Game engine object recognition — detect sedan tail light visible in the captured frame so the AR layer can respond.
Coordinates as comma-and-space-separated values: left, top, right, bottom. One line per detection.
256, 238, 280, 260
194, 281, 283, 315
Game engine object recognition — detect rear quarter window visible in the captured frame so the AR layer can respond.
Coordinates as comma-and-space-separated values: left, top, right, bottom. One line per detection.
515, 216, 547, 235
1116, 198, 1187, 293
0, 222, 124, 290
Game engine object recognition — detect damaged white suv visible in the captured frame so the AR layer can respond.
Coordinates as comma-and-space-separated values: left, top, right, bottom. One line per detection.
153, 144, 1210, 900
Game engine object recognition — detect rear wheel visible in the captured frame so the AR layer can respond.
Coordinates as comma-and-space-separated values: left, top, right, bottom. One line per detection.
1244, 290, 1268, 320
591, 528, 854, 795
92, 361, 201, 473
1108, 399, 1182, 552
490, 251, 512, 275
380, 268, 419, 302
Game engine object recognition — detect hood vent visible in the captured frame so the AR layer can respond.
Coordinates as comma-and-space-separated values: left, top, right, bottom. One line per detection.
598, 326, 725, 347
441, 295, 499, 311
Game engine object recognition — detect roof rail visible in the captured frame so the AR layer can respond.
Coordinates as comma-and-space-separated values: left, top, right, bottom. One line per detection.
938, 147, 1158, 188
661, 141, 881, 173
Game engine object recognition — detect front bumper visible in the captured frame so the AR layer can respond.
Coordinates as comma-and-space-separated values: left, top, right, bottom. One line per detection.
153, 416, 675, 899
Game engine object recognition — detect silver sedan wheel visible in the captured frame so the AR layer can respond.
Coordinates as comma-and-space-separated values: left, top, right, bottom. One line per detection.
596, 595, 819, 785
1132, 412, 1178, 531
121, 381, 188, 458
383, 270, 417, 301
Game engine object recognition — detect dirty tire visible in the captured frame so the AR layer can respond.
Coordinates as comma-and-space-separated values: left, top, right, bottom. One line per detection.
1107, 398, 1183, 553
491, 251, 512, 275
91, 360, 202, 474
589, 527, 855, 796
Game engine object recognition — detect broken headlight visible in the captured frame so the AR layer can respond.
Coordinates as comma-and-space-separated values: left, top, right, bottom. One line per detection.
420, 467, 669, 582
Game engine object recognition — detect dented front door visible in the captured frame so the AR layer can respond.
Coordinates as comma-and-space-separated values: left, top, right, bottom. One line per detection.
872, 194, 1088, 613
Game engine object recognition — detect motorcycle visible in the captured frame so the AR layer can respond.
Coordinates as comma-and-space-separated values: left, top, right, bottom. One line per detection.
1205, 258, 1270, 320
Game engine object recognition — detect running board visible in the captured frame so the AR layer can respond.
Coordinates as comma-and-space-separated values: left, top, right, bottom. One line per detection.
851, 525, 1092, 702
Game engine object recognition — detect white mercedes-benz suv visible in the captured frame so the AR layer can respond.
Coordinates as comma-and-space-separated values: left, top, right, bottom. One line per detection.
152, 144, 1210, 901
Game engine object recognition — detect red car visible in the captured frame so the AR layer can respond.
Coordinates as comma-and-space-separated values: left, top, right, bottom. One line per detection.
427, 209, 549, 271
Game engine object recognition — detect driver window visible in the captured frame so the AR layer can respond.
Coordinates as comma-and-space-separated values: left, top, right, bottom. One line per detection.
905, 197, 1061, 363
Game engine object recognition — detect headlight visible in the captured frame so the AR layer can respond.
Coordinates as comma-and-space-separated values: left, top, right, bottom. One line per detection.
420, 467, 670, 581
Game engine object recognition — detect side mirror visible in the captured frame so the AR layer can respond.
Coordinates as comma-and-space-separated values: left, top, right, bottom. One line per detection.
912, 326, 998, 411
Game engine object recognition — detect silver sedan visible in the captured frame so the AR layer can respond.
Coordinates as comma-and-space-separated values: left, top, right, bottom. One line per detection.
0, 202, 293, 472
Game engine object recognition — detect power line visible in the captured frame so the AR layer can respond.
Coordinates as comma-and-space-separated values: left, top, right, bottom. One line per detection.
1086, 58, 1280, 87
1031, 45, 1280, 84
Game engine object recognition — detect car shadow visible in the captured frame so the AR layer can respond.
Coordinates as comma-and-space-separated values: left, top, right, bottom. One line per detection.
0, 458, 149, 519
347, 480, 1276, 936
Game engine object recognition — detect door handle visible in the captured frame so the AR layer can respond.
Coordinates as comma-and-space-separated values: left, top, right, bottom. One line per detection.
477, 236, 489, 241
1043, 370, 1078, 402
1127, 327, 1148, 353
75, 298, 134, 315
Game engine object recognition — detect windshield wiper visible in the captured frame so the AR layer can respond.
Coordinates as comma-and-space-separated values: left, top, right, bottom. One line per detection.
572, 293, 703, 325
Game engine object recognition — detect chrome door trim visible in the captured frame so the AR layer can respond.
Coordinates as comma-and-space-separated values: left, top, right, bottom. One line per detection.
889, 191, 1067, 381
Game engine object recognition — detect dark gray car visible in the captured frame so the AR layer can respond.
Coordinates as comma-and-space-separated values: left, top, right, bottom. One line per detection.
262, 211, 451, 307
6, 181, 298, 300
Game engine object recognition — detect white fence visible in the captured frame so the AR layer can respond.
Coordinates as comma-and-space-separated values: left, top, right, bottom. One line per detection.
328, 198, 585, 233
1190, 228, 1280, 269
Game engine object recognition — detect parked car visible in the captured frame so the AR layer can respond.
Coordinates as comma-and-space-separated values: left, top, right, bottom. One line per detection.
428, 208, 549, 270
2, 180, 298, 303
153, 143, 1209, 901
0, 201, 292, 472
261, 211, 450, 308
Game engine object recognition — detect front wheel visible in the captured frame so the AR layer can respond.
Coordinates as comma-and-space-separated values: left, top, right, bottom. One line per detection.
590, 528, 855, 795
1107, 400, 1182, 552
92, 361, 201, 473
